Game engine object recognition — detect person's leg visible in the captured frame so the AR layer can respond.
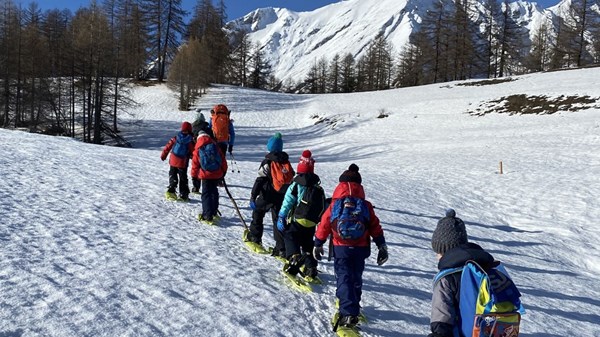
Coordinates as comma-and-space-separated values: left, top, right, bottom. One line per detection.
335, 257, 357, 317
168, 166, 178, 193
271, 207, 286, 257
178, 167, 190, 199
283, 222, 301, 260
191, 178, 201, 193
248, 197, 268, 243
200, 179, 214, 219
208, 179, 219, 217
300, 226, 318, 276
349, 256, 366, 317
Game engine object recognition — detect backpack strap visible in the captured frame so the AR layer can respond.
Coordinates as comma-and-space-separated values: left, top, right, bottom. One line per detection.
433, 266, 464, 286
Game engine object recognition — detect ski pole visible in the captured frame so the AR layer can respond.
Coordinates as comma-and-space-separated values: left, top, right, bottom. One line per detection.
229, 153, 241, 173
222, 179, 248, 230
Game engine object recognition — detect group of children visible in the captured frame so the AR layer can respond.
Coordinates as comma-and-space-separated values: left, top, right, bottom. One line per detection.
161, 104, 522, 336
161, 104, 235, 224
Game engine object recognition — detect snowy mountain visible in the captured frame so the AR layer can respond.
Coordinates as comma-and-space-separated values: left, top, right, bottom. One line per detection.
225, 0, 422, 84
1, 67, 600, 336
225, 0, 598, 85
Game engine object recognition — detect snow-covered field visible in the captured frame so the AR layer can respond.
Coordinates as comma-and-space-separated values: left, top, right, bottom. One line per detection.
1, 68, 599, 337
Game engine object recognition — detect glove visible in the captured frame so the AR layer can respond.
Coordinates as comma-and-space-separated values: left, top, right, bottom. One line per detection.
276, 215, 287, 232
313, 245, 324, 261
249, 200, 256, 210
228, 144, 233, 154
377, 244, 388, 266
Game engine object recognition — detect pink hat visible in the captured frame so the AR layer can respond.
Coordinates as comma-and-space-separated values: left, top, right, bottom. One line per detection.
297, 150, 315, 174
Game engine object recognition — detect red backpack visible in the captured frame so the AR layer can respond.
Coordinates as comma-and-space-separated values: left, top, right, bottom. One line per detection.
270, 161, 294, 193
211, 104, 230, 143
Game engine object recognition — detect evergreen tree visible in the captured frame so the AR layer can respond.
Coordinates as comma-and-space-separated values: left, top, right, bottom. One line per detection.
248, 43, 271, 89
327, 54, 341, 93
339, 53, 356, 93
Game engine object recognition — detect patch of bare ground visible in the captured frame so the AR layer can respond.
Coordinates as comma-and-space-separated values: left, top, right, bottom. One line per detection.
469, 94, 600, 116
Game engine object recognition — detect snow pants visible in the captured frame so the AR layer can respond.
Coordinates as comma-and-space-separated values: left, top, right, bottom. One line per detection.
249, 195, 285, 255
168, 165, 189, 197
283, 222, 317, 269
333, 246, 369, 317
201, 179, 219, 219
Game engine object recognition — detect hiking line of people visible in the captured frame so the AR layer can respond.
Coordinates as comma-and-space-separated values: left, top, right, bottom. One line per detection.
160, 103, 524, 337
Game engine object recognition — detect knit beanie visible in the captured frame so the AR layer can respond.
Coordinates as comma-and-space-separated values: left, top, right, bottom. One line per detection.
267, 132, 283, 152
431, 208, 468, 255
181, 121, 192, 134
338, 163, 362, 184
297, 150, 315, 174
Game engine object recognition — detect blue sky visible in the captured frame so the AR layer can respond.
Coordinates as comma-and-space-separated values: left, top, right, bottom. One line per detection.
20, 0, 560, 20
19, 0, 343, 20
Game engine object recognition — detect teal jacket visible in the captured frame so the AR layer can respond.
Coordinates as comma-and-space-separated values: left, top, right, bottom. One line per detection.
279, 173, 322, 226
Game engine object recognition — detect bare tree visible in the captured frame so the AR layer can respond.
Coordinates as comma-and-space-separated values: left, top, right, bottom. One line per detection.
228, 29, 251, 86
527, 19, 552, 71
141, 0, 186, 82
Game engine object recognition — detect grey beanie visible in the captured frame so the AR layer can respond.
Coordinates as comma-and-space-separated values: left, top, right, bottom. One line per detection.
431, 208, 468, 254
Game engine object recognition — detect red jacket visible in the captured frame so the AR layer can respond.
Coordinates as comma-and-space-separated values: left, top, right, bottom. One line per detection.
191, 133, 227, 180
315, 181, 384, 248
160, 133, 194, 168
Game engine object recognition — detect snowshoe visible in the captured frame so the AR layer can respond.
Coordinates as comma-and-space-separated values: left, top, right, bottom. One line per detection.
198, 214, 217, 226
165, 191, 178, 201
334, 300, 367, 323
243, 229, 269, 254
332, 314, 361, 336
281, 269, 312, 293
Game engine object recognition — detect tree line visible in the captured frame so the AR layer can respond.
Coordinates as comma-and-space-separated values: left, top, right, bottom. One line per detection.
0, 0, 211, 144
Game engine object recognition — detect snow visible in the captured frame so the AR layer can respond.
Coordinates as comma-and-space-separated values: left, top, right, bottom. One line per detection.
1, 67, 600, 336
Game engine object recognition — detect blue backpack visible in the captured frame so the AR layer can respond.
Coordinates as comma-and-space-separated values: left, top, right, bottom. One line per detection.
434, 261, 524, 337
331, 196, 370, 240
199, 142, 222, 172
172, 133, 192, 158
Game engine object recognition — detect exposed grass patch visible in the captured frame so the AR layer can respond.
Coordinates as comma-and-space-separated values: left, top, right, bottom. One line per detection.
469, 94, 600, 116
457, 77, 516, 87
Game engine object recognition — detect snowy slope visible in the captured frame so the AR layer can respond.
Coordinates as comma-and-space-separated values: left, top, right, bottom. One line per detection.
1, 68, 600, 336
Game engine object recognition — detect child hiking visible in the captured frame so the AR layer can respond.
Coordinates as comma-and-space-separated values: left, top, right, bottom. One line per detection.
190, 124, 227, 225
160, 122, 195, 201
277, 150, 326, 280
209, 104, 235, 156
313, 164, 388, 332
190, 112, 213, 194
429, 209, 523, 337
244, 132, 294, 257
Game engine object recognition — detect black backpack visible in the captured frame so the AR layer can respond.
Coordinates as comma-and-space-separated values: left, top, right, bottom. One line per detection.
292, 184, 326, 227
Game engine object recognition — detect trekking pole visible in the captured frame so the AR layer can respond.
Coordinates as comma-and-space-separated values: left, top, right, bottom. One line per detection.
222, 179, 248, 230
229, 153, 241, 173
